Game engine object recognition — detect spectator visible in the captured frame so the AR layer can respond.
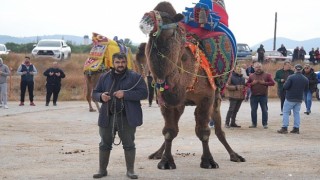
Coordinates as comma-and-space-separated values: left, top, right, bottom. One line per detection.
245, 60, 257, 101
277, 44, 287, 56
225, 65, 246, 128
277, 64, 308, 134
0, 58, 11, 109
302, 64, 317, 115
308, 48, 316, 65
315, 47, 320, 64
16, 56, 38, 106
257, 44, 265, 63
92, 52, 148, 179
246, 62, 275, 129
292, 46, 299, 62
274, 61, 294, 115
146, 71, 155, 107
43, 61, 66, 106
298, 46, 306, 61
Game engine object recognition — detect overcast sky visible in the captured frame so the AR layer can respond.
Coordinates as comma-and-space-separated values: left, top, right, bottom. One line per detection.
0, 0, 319, 47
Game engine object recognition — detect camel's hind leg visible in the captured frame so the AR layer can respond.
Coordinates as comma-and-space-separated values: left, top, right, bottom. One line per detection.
211, 90, 245, 162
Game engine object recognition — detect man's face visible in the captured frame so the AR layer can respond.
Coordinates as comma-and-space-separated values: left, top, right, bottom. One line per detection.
284, 63, 291, 70
254, 64, 262, 73
304, 66, 311, 73
113, 58, 127, 73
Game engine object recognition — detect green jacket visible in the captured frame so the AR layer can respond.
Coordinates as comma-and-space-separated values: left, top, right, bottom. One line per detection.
274, 68, 294, 90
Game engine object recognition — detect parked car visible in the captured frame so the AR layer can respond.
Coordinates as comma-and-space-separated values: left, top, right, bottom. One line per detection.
252, 50, 292, 62
0, 44, 10, 55
236, 43, 252, 60
31, 39, 71, 60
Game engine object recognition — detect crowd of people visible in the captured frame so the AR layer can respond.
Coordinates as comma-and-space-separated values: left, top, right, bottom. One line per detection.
223, 59, 319, 135
255, 44, 320, 65
0, 56, 65, 109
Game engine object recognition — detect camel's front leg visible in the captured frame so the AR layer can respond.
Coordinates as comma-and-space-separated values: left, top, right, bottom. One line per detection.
157, 105, 185, 170
195, 97, 219, 169
212, 91, 245, 162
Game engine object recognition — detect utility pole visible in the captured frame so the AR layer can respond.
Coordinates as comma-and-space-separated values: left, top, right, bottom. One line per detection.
273, 12, 277, 50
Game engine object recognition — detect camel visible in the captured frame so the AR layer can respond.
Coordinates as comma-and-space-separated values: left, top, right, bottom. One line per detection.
83, 32, 136, 112
139, 1, 245, 169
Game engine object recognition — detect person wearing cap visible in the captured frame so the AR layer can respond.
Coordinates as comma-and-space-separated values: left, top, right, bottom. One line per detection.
274, 61, 294, 115
246, 62, 275, 129
301, 64, 317, 115
92, 52, 148, 179
16, 56, 38, 106
277, 64, 308, 134
0, 58, 11, 109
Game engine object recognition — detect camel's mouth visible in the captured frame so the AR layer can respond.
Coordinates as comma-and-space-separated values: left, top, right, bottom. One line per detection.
139, 12, 156, 35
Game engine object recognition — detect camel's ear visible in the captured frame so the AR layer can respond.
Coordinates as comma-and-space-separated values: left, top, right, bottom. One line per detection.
174, 13, 184, 22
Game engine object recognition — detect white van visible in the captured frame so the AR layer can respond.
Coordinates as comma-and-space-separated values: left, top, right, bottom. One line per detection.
0, 44, 10, 55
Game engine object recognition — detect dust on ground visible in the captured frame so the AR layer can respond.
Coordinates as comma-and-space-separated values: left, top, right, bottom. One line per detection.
0, 99, 319, 180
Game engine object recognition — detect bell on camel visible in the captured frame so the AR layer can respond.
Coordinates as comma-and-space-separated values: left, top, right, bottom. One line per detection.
198, 8, 207, 27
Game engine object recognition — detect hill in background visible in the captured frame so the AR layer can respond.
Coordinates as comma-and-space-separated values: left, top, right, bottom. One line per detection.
251, 37, 320, 52
0, 35, 89, 45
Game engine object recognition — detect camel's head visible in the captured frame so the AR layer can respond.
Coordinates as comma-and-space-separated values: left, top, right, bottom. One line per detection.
139, 2, 186, 81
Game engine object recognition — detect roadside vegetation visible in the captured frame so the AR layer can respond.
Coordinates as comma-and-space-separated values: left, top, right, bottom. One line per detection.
1, 53, 319, 102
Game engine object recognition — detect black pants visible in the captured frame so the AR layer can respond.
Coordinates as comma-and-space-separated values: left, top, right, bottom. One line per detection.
278, 89, 286, 112
20, 81, 34, 102
46, 84, 61, 104
147, 76, 154, 105
99, 115, 136, 151
226, 98, 243, 124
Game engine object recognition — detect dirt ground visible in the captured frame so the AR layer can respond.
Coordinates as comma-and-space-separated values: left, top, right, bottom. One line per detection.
0, 99, 319, 180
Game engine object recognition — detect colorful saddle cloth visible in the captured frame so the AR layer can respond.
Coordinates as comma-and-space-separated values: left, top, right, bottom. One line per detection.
182, 0, 236, 88
83, 32, 134, 73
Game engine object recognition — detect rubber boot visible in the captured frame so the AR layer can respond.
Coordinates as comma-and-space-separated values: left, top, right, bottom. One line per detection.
124, 149, 138, 179
93, 150, 110, 178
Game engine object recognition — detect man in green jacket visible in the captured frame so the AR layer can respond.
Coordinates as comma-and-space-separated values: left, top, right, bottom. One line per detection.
274, 61, 294, 115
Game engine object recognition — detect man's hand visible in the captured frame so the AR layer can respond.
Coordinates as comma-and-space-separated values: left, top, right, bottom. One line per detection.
101, 92, 111, 102
49, 72, 54, 76
55, 72, 61, 76
113, 90, 124, 99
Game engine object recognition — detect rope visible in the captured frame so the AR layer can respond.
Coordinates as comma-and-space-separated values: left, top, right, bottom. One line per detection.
156, 50, 233, 79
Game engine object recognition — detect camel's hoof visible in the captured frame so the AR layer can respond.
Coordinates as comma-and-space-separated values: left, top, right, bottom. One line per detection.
200, 157, 219, 169
148, 152, 162, 160
89, 109, 96, 112
230, 153, 246, 162
157, 156, 176, 170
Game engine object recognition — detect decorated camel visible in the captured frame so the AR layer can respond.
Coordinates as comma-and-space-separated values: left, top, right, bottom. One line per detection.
139, 0, 245, 169
83, 32, 136, 112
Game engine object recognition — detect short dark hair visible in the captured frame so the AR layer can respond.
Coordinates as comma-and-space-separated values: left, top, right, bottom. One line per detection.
112, 52, 127, 62
25, 56, 30, 60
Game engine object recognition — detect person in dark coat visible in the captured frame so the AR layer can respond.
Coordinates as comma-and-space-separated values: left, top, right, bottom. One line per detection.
277, 64, 308, 134
292, 46, 299, 62
257, 44, 265, 63
274, 61, 294, 115
225, 65, 246, 128
43, 61, 66, 106
277, 44, 287, 56
308, 48, 316, 65
92, 52, 148, 179
302, 64, 317, 115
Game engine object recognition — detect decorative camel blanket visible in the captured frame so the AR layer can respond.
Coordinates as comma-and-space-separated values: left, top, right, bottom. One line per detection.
83, 32, 134, 74
182, 0, 236, 88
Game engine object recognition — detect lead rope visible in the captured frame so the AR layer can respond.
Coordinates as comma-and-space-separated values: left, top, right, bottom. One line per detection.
110, 76, 142, 146
111, 98, 124, 146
